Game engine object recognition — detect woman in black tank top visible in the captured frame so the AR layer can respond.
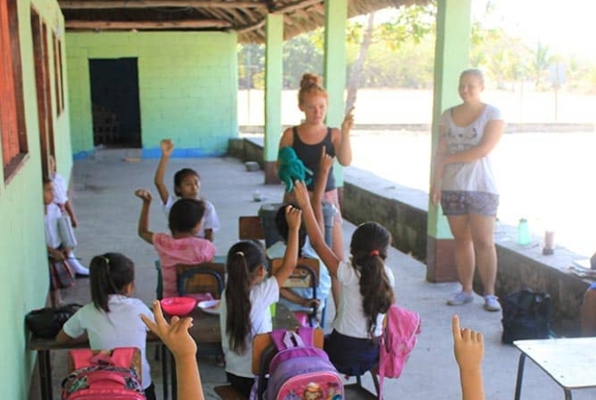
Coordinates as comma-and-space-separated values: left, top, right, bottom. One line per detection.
277, 73, 355, 311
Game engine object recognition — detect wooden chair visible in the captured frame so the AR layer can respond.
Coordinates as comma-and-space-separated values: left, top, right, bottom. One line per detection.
213, 385, 248, 400
176, 262, 225, 299
270, 257, 320, 327
251, 328, 325, 399
238, 216, 265, 241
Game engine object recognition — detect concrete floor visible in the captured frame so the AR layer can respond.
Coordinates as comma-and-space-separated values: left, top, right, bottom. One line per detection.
49, 150, 595, 400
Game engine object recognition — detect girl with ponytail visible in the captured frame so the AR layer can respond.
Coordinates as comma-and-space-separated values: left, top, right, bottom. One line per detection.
56, 253, 157, 400
220, 206, 302, 397
294, 181, 395, 376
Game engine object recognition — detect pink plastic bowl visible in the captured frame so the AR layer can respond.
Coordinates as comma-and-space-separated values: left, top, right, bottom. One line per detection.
160, 297, 197, 316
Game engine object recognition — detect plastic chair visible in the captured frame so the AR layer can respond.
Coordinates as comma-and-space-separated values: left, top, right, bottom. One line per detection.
270, 257, 320, 327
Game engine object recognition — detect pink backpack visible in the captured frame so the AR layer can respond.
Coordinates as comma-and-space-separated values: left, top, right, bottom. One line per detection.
61, 347, 145, 400
377, 305, 421, 397
255, 327, 344, 400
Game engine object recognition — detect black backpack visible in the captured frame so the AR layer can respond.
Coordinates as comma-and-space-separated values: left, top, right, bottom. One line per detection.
501, 289, 552, 344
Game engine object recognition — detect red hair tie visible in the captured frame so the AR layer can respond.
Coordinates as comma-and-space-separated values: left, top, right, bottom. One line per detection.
370, 250, 379, 256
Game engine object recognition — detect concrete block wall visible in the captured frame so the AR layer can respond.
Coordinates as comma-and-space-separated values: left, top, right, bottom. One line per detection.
67, 32, 239, 158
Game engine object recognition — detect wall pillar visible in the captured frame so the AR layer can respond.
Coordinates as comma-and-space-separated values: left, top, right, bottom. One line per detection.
323, 0, 347, 189
426, 0, 472, 282
263, 13, 283, 184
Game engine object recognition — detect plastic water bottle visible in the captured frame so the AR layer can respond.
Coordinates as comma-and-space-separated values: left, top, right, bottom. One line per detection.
517, 218, 530, 246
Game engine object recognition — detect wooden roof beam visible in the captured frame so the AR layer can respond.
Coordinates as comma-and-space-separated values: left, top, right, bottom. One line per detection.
65, 19, 233, 30
238, 0, 321, 33
59, 1, 266, 9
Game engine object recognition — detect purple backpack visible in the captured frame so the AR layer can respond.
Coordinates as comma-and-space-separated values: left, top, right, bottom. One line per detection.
377, 305, 421, 397
260, 327, 344, 400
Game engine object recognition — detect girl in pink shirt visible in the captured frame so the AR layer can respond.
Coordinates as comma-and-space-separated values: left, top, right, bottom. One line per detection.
135, 189, 216, 298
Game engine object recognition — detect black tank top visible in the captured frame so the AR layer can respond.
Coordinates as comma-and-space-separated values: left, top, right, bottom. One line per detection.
292, 126, 336, 192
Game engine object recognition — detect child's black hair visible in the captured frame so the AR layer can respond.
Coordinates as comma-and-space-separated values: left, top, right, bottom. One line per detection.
173, 168, 200, 197
168, 198, 206, 234
42, 176, 52, 184
89, 252, 135, 313
225, 240, 266, 354
275, 203, 306, 256
350, 222, 395, 336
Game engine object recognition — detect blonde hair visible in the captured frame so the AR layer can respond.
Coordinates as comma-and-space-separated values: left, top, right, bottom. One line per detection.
298, 73, 328, 105
460, 68, 484, 85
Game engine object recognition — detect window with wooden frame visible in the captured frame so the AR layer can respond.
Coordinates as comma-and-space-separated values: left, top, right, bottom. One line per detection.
52, 31, 64, 115
0, 0, 28, 182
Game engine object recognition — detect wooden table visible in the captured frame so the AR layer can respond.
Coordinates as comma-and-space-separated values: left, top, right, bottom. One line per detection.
514, 337, 596, 400
28, 302, 299, 400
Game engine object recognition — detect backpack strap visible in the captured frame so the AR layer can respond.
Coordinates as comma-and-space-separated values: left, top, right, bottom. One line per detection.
270, 328, 314, 350
105, 347, 137, 368
70, 348, 137, 371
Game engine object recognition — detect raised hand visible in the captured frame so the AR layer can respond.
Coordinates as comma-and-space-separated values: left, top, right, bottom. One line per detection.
452, 315, 484, 371
319, 145, 334, 174
292, 180, 311, 209
141, 300, 197, 360
160, 139, 174, 157
285, 204, 302, 231
134, 189, 153, 202
341, 107, 355, 133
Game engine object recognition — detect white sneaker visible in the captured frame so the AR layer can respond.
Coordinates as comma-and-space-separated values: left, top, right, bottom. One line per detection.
484, 295, 501, 312
68, 257, 90, 277
447, 291, 474, 306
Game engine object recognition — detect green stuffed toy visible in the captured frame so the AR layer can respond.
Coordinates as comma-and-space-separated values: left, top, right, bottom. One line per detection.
277, 146, 313, 192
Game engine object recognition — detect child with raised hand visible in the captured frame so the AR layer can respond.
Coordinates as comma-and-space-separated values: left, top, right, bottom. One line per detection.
220, 205, 302, 398
56, 253, 157, 400
154, 139, 220, 241
452, 315, 485, 400
141, 300, 205, 400
135, 189, 216, 298
293, 180, 395, 376
268, 146, 339, 324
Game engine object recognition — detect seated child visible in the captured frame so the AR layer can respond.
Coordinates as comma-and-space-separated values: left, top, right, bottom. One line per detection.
267, 204, 330, 324
56, 253, 157, 400
135, 189, 216, 298
44, 178, 88, 306
294, 181, 395, 376
220, 206, 301, 398
154, 139, 220, 241
47, 158, 89, 277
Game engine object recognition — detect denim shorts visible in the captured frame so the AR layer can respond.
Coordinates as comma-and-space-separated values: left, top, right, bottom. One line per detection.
440, 190, 499, 217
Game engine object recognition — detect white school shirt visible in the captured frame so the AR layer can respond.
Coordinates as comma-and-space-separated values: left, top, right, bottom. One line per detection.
439, 104, 504, 195
62, 295, 155, 389
163, 195, 220, 238
334, 261, 395, 338
266, 238, 332, 312
220, 277, 279, 378
45, 203, 62, 249
52, 172, 68, 206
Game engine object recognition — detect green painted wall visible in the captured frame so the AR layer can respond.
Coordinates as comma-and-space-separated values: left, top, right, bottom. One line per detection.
427, 0, 472, 239
0, 0, 71, 398
66, 31, 239, 158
